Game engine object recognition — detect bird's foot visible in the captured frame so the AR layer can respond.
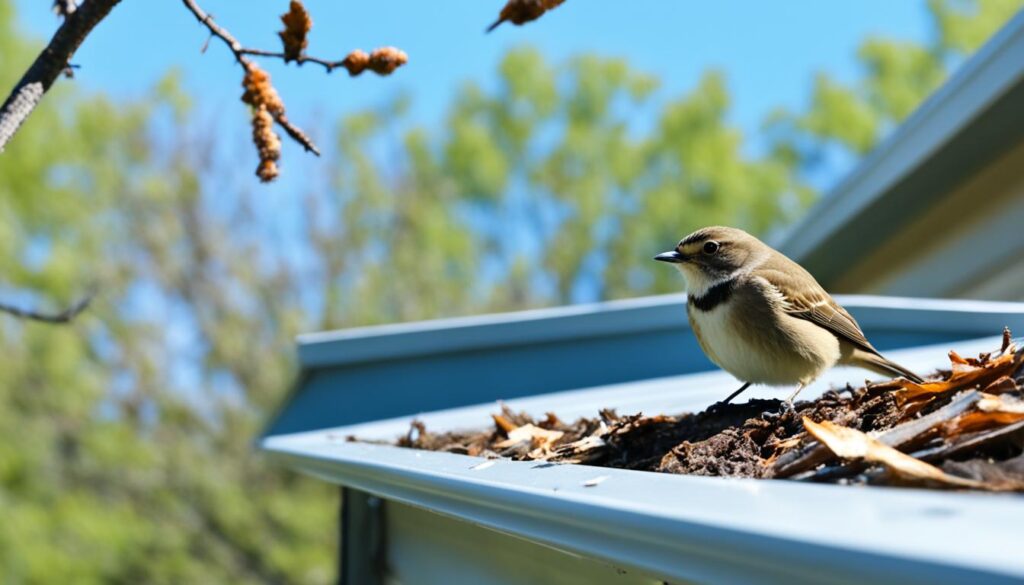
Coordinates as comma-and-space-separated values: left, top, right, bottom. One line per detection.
781, 399, 797, 415
705, 400, 732, 415
760, 399, 796, 421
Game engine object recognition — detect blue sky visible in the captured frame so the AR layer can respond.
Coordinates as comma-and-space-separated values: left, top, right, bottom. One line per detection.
12, 0, 932, 180
6, 1, 937, 383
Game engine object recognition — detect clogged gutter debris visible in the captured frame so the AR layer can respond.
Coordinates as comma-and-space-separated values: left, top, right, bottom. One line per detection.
394, 329, 1024, 491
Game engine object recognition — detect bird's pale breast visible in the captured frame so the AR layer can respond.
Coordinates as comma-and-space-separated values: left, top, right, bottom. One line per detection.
687, 276, 840, 385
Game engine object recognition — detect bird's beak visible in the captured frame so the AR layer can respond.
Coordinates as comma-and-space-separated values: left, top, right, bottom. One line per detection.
654, 250, 685, 264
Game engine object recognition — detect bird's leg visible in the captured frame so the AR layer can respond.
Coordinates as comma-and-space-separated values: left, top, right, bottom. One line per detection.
785, 383, 806, 408
761, 383, 805, 419
706, 382, 751, 414
722, 382, 752, 405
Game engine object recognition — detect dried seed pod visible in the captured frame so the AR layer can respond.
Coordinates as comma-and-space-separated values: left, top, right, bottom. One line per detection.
241, 62, 285, 115
341, 49, 370, 76
251, 105, 282, 182
341, 47, 407, 76
278, 0, 312, 62
488, 0, 565, 32
367, 47, 408, 75
256, 159, 279, 183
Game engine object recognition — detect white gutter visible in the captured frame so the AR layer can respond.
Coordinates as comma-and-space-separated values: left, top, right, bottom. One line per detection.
263, 337, 1024, 585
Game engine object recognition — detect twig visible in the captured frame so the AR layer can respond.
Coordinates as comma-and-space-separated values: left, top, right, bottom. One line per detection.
0, 0, 121, 152
238, 48, 350, 73
200, 32, 214, 54
180, 0, 321, 156
0, 290, 96, 324
180, 0, 244, 62
274, 113, 318, 155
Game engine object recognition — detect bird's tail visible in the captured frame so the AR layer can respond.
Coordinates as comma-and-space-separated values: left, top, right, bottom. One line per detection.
850, 349, 925, 384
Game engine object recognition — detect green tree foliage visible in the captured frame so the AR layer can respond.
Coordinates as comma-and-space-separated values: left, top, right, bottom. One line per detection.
328, 57, 799, 311
766, 0, 1023, 175
1, 2, 335, 581
0, 0, 1018, 582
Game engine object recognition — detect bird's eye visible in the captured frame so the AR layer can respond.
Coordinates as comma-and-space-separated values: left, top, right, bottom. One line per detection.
703, 241, 720, 255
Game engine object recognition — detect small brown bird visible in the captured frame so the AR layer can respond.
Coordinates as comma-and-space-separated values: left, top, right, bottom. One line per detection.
655, 226, 923, 404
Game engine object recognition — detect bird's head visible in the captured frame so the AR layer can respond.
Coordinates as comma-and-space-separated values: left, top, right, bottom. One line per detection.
654, 226, 762, 292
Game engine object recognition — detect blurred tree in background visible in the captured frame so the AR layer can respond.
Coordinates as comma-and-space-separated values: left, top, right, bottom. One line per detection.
0, 0, 1019, 582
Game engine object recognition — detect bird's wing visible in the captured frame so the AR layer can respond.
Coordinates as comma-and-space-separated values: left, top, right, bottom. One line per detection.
753, 263, 878, 355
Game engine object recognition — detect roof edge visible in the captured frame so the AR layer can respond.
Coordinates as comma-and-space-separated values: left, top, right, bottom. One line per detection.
296, 295, 1024, 370
775, 10, 1024, 261
296, 293, 688, 369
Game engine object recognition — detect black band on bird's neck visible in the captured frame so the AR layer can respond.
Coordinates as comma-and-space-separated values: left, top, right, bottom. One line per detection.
688, 278, 735, 312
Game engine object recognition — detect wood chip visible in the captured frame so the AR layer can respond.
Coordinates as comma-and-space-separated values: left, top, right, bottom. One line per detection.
494, 424, 564, 456
803, 418, 984, 489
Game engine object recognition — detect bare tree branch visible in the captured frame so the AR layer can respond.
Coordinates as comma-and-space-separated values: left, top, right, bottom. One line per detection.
237, 48, 354, 74
0, 290, 96, 324
179, 0, 245, 65
4, 0, 407, 180
180, 0, 321, 156
273, 113, 319, 157
0, 0, 121, 152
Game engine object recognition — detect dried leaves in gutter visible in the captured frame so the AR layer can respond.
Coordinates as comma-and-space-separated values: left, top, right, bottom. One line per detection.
801, 418, 983, 489
396, 329, 1024, 492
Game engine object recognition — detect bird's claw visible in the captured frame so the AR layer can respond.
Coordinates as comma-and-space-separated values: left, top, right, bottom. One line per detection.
782, 399, 796, 414
761, 399, 796, 421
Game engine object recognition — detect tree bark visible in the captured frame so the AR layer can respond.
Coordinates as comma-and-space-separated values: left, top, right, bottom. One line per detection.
0, 0, 121, 152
